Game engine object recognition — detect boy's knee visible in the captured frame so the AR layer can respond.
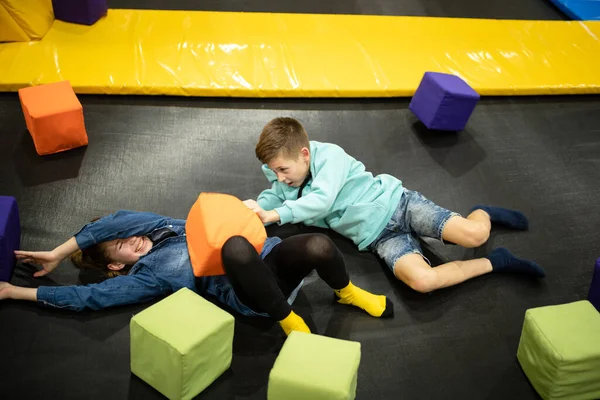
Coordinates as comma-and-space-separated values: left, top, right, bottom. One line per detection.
462, 223, 489, 248
402, 270, 439, 294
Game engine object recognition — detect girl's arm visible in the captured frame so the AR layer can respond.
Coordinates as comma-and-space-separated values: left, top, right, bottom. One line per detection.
0, 282, 37, 301
15, 237, 79, 277
40, 268, 166, 311
1, 268, 167, 312
74, 210, 173, 250
16, 211, 172, 277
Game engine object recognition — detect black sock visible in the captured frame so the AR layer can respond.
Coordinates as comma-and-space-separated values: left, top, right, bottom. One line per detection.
487, 248, 545, 278
471, 205, 529, 230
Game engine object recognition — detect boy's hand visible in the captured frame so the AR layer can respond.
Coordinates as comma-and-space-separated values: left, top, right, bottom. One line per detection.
15, 250, 62, 277
243, 199, 280, 224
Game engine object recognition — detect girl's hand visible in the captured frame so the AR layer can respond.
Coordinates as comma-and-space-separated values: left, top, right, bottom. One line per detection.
0, 282, 13, 300
15, 250, 62, 277
0, 282, 37, 302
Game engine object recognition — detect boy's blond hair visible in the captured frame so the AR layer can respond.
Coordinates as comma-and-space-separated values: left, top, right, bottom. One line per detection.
255, 117, 309, 164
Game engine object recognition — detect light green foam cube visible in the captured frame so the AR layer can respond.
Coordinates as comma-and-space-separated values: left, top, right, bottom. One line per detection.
130, 288, 235, 400
268, 331, 361, 400
517, 300, 600, 400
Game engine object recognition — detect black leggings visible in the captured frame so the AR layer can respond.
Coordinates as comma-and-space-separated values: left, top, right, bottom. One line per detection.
221, 234, 350, 321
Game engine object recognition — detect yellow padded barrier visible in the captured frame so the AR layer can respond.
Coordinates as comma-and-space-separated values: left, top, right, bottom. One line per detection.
0, 0, 54, 41
0, 3, 30, 42
1, 9, 600, 96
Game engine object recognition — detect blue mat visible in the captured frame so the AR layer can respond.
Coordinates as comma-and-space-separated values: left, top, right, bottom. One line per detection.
549, 0, 600, 20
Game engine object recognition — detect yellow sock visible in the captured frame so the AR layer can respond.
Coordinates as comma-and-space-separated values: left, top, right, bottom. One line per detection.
278, 311, 311, 336
335, 281, 393, 318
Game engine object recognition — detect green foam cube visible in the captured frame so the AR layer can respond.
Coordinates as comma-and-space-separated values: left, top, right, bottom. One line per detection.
130, 288, 235, 400
268, 331, 361, 400
517, 300, 600, 400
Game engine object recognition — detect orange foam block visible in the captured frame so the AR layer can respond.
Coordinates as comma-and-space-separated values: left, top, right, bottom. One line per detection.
186, 193, 267, 277
18, 81, 88, 155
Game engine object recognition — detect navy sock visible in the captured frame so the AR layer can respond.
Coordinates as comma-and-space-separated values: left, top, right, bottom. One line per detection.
487, 248, 545, 278
471, 205, 529, 230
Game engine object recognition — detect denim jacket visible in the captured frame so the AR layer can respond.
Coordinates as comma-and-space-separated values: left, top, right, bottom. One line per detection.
36, 210, 292, 316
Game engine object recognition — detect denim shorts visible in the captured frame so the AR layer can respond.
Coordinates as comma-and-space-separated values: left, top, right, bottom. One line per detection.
368, 190, 460, 271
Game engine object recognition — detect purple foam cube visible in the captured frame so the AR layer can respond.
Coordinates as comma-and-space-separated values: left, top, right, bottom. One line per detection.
588, 258, 600, 312
0, 196, 20, 282
52, 0, 108, 26
409, 72, 480, 131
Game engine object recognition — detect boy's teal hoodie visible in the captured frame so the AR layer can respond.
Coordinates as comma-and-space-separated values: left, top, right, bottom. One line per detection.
257, 141, 404, 250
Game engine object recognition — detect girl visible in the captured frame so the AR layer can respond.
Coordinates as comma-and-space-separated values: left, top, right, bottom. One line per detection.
0, 210, 393, 335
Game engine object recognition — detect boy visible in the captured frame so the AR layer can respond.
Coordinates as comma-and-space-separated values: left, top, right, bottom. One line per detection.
244, 117, 545, 294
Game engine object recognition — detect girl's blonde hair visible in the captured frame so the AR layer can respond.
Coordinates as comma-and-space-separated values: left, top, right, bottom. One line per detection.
70, 244, 128, 278
70, 218, 130, 278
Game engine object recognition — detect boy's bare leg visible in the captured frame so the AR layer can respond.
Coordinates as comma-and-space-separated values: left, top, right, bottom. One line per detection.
441, 211, 491, 248
442, 205, 531, 248
393, 249, 544, 293
392, 253, 493, 293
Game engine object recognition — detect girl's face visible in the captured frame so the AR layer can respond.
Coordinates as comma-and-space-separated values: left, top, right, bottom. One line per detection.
104, 236, 152, 265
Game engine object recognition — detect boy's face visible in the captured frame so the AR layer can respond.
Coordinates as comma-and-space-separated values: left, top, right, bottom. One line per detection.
267, 148, 310, 187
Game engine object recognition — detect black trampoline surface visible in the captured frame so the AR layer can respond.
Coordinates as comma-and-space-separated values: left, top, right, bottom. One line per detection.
0, 1, 596, 399
1, 93, 600, 399
111, 0, 567, 20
